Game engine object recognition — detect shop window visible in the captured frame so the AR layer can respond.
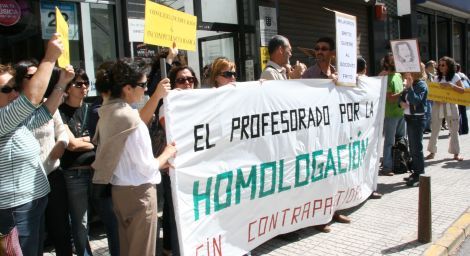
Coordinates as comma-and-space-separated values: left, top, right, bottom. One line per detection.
90, 4, 117, 67
452, 22, 463, 65
417, 13, 430, 62
200, 0, 238, 24
436, 16, 449, 59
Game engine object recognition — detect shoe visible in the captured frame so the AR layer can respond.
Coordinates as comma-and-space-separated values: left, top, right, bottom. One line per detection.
403, 174, 412, 181
379, 170, 394, 176
406, 174, 420, 187
333, 214, 351, 223
369, 191, 383, 199
425, 153, 435, 160
424, 128, 431, 134
277, 232, 300, 241
315, 224, 331, 233
453, 154, 464, 161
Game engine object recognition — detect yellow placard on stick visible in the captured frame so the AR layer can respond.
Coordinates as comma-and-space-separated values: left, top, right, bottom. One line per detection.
427, 82, 470, 106
55, 7, 70, 68
144, 1, 197, 51
260, 47, 269, 71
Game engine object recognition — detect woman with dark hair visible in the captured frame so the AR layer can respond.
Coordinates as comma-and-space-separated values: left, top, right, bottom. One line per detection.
399, 63, 428, 186
425, 56, 465, 161
92, 58, 175, 255
59, 68, 95, 256
0, 35, 64, 256
15, 61, 75, 255
168, 65, 199, 90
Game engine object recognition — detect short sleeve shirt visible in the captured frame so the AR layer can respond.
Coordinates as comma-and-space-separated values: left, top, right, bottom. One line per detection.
385, 73, 404, 118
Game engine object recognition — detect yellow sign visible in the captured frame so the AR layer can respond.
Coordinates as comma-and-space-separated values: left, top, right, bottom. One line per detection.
55, 7, 70, 68
260, 47, 270, 71
144, 1, 197, 51
428, 82, 470, 106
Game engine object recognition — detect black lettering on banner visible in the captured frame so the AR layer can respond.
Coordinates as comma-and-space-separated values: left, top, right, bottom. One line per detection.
280, 110, 289, 133
299, 108, 307, 130
262, 113, 270, 136
251, 115, 260, 139
231, 117, 240, 142
241, 116, 250, 140
290, 109, 298, 131
194, 124, 204, 152
271, 111, 279, 135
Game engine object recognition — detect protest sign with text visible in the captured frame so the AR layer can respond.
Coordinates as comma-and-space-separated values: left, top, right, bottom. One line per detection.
427, 82, 470, 106
335, 11, 357, 86
144, 1, 197, 51
390, 39, 421, 73
55, 7, 70, 68
164, 77, 387, 255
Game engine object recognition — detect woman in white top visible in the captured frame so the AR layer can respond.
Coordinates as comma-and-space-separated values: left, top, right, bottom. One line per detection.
92, 58, 175, 255
425, 56, 465, 161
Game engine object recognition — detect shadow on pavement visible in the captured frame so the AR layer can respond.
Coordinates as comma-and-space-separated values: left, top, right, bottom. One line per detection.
381, 239, 424, 254
377, 180, 412, 195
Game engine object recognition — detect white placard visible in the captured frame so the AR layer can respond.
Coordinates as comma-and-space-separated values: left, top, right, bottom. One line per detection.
164, 77, 387, 256
259, 6, 278, 46
40, 1, 79, 41
335, 11, 357, 86
391, 39, 421, 73
128, 18, 145, 42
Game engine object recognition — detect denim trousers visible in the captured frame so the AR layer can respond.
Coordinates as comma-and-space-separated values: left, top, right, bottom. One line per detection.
405, 115, 426, 175
63, 167, 93, 256
161, 173, 180, 255
383, 116, 406, 171
92, 195, 120, 256
425, 101, 433, 130
46, 169, 73, 256
0, 196, 47, 256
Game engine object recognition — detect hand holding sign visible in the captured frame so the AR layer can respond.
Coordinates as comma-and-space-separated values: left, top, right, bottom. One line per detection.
44, 33, 64, 63
55, 7, 70, 68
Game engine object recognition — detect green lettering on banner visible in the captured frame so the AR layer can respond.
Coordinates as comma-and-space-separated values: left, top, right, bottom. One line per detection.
323, 148, 337, 178
337, 144, 347, 173
311, 150, 324, 182
278, 159, 291, 192
259, 162, 276, 198
235, 167, 257, 204
361, 138, 369, 166
193, 177, 212, 221
295, 154, 310, 187
353, 140, 360, 170
214, 171, 233, 212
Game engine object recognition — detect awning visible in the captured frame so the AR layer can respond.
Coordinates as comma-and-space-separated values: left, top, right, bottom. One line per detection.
417, 0, 470, 18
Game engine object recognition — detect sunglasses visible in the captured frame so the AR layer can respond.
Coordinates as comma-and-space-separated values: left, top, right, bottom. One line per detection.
439, 64, 447, 67
314, 46, 330, 51
175, 76, 196, 84
0, 86, 16, 94
134, 81, 148, 89
24, 74, 34, 80
72, 81, 90, 88
220, 71, 236, 78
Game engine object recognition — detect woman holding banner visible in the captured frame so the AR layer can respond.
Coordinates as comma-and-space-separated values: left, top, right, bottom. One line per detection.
399, 63, 428, 186
92, 58, 176, 255
425, 56, 465, 161
209, 58, 237, 88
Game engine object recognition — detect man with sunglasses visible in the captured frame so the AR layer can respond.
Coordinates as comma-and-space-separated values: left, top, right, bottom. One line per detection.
302, 37, 337, 80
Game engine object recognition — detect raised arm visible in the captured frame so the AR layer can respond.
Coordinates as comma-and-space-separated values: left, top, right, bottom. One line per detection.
140, 78, 171, 125
44, 65, 75, 114
22, 34, 63, 105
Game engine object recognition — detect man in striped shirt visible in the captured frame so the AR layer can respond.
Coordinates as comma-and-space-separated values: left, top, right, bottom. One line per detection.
0, 34, 69, 255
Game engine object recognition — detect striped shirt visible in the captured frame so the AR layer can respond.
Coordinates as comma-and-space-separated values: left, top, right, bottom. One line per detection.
0, 94, 52, 209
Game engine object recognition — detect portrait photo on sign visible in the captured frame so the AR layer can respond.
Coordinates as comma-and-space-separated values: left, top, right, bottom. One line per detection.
390, 39, 421, 72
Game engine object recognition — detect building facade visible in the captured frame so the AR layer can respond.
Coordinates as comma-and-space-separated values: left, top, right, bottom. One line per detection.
1, 0, 469, 86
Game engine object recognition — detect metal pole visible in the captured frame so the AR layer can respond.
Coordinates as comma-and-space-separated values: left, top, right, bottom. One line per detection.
418, 175, 432, 243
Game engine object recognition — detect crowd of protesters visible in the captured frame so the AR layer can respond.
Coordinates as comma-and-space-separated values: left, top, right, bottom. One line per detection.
0, 32, 468, 256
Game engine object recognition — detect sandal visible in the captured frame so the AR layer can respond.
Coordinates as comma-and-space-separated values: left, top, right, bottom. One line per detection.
425, 153, 435, 160
453, 154, 464, 161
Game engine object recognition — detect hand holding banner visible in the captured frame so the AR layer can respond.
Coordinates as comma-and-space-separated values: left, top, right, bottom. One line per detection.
55, 7, 70, 68
144, 0, 197, 51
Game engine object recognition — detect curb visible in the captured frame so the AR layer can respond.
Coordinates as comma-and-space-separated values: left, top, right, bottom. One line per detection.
423, 208, 470, 256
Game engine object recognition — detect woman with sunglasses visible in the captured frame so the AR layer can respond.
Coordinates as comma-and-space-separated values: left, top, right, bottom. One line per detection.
150, 65, 198, 256
92, 58, 175, 255
0, 35, 64, 255
15, 61, 76, 255
58, 68, 96, 256
209, 58, 237, 88
425, 56, 465, 162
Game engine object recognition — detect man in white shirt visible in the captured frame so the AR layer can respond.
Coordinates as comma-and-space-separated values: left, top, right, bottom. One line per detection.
260, 35, 305, 80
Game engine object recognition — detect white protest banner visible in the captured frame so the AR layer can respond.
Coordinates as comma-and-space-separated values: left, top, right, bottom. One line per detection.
164, 77, 386, 256
335, 11, 357, 86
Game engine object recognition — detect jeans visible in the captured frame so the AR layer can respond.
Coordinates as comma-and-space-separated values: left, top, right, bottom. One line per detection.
161, 174, 180, 255
0, 196, 47, 256
46, 169, 73, 256
92, 196, 120, 256
63, 168, 93, 256
405, 115, 426, 175
425, 101, 433, 130
383, 116, 406, 171
459, 105, 468, 134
